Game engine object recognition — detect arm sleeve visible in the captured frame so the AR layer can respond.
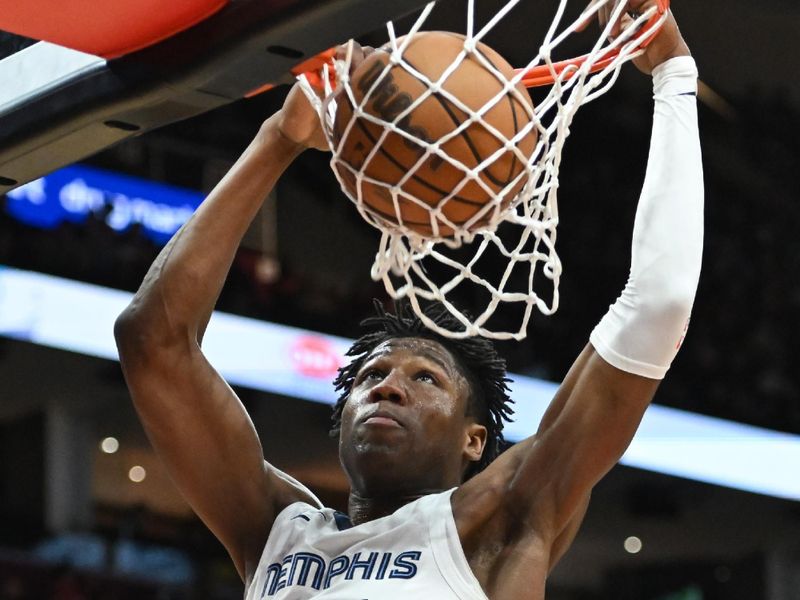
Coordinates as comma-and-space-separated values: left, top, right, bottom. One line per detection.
589, 56, 704, 380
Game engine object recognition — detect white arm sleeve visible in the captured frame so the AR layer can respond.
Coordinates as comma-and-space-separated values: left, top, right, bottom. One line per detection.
589, 56, 704, 380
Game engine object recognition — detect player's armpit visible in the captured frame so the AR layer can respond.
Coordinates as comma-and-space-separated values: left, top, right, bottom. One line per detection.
501, 343, 659, 540
115, 317, 318, 582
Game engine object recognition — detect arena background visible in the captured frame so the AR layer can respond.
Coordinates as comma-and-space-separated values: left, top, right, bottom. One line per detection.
1, 1, 799, 598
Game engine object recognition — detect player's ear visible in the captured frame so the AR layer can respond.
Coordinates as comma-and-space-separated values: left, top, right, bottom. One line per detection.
463, 422, 488, 463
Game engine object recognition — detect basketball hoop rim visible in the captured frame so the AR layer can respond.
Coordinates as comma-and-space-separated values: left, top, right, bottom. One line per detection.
297, 0, 670, 91
515, 0, 670, 88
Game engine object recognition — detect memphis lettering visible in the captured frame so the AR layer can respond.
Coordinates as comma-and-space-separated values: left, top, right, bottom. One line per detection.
259, 550, 421, 597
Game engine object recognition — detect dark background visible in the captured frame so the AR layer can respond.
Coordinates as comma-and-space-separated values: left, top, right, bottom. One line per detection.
1, 1, 799, 598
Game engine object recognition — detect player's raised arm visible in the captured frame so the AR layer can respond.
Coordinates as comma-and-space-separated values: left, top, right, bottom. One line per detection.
492, 4, 703, 543
113, 83, 327, 582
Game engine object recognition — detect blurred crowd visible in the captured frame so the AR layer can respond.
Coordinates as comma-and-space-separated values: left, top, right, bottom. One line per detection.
530, 84, 800, 434
0, 504, 240, 600
3, 85, 797, 435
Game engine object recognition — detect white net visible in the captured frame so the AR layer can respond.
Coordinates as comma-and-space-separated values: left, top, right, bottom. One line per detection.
300, 0, 668, 340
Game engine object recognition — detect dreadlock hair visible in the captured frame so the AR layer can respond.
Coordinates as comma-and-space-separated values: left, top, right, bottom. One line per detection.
331, 299, 514, 480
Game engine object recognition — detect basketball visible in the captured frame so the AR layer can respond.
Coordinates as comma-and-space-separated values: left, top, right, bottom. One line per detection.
332, 31, 537, 238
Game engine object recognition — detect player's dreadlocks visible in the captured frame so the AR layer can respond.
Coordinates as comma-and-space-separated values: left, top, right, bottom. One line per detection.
331, 300, 514, 479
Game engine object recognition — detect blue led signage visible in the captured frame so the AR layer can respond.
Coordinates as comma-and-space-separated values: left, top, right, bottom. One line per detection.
4, 165, 203, 244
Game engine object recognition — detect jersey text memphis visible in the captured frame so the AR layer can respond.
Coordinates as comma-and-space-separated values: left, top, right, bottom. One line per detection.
245, 489, 488, 600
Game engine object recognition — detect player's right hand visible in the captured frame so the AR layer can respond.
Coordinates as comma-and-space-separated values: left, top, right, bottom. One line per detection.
578, 0, 691, 75
275, 41, 374, 152
622, 1, 690, 75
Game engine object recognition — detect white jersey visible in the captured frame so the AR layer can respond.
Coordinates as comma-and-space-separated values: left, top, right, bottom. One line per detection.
245, 488, 488, 600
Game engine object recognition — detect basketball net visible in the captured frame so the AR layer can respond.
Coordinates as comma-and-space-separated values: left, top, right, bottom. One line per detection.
299, 0, 669, 340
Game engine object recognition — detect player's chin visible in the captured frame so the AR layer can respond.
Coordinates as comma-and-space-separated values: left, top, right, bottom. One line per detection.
340, 422, 413, 461
342, 440, 417, 491
349, 432, 415, 462
351, 432, 410, 457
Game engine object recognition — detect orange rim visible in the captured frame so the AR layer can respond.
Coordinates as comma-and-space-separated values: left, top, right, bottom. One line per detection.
295, 0, 669, 92
516, 0, 670, 88
292, 47, 337, 90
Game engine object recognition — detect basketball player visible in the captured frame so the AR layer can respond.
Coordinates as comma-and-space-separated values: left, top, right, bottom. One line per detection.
114, 2, 703, 598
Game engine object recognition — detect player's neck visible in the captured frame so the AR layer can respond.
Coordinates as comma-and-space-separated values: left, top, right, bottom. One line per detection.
347, 489, 440, 525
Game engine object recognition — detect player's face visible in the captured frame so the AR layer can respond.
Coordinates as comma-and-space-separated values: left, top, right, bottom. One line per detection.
339, 337, 485, 495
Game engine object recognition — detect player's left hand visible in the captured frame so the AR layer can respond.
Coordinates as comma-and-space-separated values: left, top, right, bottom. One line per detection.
579, 0, 691, 75
274, 41, 375, 152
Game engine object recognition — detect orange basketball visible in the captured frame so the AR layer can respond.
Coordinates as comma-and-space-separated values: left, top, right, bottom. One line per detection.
333, 31, 537, 238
